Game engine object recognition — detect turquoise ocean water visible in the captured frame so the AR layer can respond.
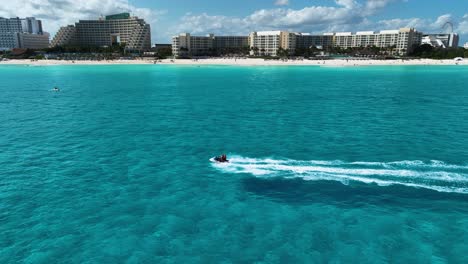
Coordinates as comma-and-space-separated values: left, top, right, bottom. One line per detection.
0, 65, 467, 263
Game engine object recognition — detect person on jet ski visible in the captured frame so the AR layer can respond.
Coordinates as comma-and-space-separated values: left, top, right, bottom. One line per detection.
215, 154, 228, 162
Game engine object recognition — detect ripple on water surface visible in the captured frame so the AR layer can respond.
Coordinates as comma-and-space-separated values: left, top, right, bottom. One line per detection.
0, 65, 467, 263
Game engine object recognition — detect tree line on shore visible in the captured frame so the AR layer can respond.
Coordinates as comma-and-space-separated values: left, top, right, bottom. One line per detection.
173, 45, 468, 59
0, 43, 173, 60
409, 44, 468, 59
2, 43, 467, 60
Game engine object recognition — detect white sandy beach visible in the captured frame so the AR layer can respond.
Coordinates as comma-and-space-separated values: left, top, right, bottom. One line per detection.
0, 58, 467, 66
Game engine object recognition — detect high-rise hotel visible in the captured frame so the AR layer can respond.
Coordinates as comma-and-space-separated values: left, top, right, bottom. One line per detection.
51, 13, 151, 51
0, 17, 49, 50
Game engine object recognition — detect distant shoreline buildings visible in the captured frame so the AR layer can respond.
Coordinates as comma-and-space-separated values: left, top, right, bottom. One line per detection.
172, 33, 249, 57
0, 17, 49, 50
173, 28, 423, 57
421, 33, 459, 49
1, 12, 466, 57
51, 13, 151, 52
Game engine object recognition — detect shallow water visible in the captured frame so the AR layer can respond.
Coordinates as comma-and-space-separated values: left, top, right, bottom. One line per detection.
1, 65, 467, 263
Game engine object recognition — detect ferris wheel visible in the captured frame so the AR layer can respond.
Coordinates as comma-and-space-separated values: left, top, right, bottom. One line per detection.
442, 22, 454, 33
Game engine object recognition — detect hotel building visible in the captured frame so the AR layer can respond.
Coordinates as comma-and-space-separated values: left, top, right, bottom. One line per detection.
421, 33, 459, 48
464, 42, 468, 49
256, 28, 422, 56
328, 28, 422, 55
214, 36, 249, 50
51, 13, 151, 51
173, 28, 422, 57
172, 33, 249, 57
295, 33, 334, 50
0, 17, 49, 50
249, 31, 298, 56
50, 25, 77, 47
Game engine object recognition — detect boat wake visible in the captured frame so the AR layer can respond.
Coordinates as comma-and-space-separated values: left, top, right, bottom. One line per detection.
211, 155, 468, 194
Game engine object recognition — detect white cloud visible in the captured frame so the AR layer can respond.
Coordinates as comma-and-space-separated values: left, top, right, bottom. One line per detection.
173, 0, 396, 36
375, 14, 468, 44
0, 0, 165, 43
377, 14, 461, 34
170, 1, 467, 44
457, 14, 468, 34
365, 0, 397, 14
174, 13, 251, 36
377, 17, 427, 29
275, 0, 289, 6
335, 0, 358, 9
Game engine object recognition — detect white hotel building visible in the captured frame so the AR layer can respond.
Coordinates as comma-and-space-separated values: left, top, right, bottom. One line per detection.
421, 33, 459, 48
172, 28, 423, 57
248, 31, 298, 56
0, 17, 49, 50
331, 28, 422, 55
172, 33, 249, 57
250, 28, 422, 56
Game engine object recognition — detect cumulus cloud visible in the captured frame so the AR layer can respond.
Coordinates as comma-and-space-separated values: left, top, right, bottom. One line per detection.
172, 0, 396, 36
275, 0, 290, 6
455, 14, 468, 34
174, 13, 251, 36
364, 0, 397, 14
377, 14, 464, 34
0, 0, 165, 43
169, 1, 468, 44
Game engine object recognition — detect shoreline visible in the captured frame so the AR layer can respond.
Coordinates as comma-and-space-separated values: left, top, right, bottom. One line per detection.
0, 58, 467, 67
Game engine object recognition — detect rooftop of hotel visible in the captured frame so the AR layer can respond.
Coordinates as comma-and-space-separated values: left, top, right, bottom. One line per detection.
171, 27, 429, 40
255, 31, 282, 36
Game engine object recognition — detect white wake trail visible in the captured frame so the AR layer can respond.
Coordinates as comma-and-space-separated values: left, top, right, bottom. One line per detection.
211, 156, 468, 194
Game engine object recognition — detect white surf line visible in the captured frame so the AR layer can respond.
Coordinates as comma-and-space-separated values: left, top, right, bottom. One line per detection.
212, 156, 468, 194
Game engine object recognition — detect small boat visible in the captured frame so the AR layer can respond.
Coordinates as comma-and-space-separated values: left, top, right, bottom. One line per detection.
211, 154, 229, 163
52, 87, 60, 92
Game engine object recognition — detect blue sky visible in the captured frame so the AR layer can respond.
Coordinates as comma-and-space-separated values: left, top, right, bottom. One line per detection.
1, 0, 467, 44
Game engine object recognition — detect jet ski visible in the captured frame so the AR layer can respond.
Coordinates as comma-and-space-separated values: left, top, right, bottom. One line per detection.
211, 154, 229, 163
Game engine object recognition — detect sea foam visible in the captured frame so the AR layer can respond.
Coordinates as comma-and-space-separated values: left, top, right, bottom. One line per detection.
211, 155, 468, 194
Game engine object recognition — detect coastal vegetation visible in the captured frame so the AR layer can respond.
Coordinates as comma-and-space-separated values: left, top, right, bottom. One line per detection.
0, 43, 173, 60
409, 44, 468, 59
44, 43, 128, 55
2, 43, 467, 61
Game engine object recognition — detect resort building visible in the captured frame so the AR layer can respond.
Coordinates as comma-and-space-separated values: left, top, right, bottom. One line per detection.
172, 28, 422, 57
214, 36, 249, 50
0, 17, 49, 50
249, 31, 280, 56
249, 31, 297, 56
51, 13, 151, 51
172, 33, 249, 57
328, 28, 422, 55
250, 28, 421, 56
295, 33, 334, 50
464, 42, 468, 49
421, 33, 459, 48
172, 33, 213, 57
17, 32, 50, 49
50, 25, 77, 47
334, 32, 354, 49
